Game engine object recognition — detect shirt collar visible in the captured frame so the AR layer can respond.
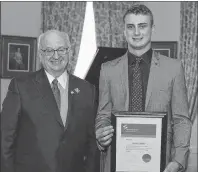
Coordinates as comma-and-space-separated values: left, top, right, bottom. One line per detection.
45, 70, 68, 89
128, 48, 153, 66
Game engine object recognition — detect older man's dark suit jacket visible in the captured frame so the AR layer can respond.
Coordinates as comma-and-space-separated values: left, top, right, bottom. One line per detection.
1, 68, 97, 172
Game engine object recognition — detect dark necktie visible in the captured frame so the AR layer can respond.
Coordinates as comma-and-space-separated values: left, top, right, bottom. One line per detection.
130, 57, 143, 112
52, 79, 61, 110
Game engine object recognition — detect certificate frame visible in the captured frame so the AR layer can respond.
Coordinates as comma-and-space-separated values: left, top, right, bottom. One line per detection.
111, 111, 167, 172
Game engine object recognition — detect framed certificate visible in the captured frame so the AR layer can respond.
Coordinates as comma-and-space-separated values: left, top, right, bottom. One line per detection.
111, 111, 167, 172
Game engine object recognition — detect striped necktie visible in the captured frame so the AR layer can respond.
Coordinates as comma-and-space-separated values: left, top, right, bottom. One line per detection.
51, 79, 61, 110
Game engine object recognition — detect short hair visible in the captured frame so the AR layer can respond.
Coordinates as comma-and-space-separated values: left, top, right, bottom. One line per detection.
37, 29, 71, 50
123, 4, 154, 26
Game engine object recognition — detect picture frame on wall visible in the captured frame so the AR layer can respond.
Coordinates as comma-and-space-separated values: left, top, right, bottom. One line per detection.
151, 41, 178, 59
0, 35, 37, 78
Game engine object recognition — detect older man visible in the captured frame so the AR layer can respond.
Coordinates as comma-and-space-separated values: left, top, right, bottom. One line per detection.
1, 30, 97, 172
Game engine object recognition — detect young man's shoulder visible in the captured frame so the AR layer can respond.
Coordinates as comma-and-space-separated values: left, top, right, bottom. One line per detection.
158, 53, 182, 68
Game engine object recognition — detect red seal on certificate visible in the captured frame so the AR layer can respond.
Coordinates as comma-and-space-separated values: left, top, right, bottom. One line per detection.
142, 154, 151, 163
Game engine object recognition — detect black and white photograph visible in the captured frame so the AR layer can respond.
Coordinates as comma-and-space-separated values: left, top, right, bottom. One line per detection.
0, 2, 197, 172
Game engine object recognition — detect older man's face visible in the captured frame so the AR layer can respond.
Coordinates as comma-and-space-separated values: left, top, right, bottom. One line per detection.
40, 32, 70, 77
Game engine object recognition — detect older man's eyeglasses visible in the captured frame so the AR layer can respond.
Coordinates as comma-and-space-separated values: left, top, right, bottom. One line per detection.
41, 47, 70, 57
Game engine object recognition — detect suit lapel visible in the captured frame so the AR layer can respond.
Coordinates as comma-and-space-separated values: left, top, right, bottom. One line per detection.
145, 51, 160, 109
120, 53, 129, 111
113, 53, 129, 111
33, 69, 64, 128
64, 74, 75, 131
118, 51, 161, 111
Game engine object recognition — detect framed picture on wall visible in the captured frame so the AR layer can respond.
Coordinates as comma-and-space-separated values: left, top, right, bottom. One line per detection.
151, 41, 178, 59
0, 35, 37, 78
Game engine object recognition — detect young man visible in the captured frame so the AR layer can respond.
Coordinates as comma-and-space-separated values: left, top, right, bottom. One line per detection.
95, 4, 191, 172
1, 30, 97, 172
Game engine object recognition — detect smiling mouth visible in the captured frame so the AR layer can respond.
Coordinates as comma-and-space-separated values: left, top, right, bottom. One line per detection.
51, 60, 62, 64
133, 38, 143, 41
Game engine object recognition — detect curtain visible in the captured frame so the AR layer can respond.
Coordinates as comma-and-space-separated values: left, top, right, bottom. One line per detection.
180, 2, 198, 123
40, 1, 86, 73
93, 1, 140, 48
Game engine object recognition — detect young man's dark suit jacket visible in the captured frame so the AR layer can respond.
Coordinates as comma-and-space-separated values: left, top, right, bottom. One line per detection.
1, 68, 97, 172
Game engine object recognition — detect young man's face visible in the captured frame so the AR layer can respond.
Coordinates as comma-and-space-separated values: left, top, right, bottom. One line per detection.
124, 14, 154, 51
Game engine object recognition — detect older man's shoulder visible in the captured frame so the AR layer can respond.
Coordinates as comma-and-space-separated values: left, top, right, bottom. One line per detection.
13, 70, 37, 81
69, 74, 95, 90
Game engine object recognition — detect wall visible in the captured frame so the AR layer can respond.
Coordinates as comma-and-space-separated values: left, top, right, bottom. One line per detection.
145, 1, 181, 58
0, 1, 41, 109
145, 2, 180, 42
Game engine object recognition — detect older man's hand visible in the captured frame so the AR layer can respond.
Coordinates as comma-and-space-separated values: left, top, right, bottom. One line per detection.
96, 125, 114, 147
163, 161, 181, 172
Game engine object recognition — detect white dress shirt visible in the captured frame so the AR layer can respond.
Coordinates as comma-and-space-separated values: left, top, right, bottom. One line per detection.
45, 70, 68, 126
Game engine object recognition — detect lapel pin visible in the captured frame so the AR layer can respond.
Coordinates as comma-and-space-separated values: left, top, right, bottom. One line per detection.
71, 88, 80, 95
74, 88, 80, 93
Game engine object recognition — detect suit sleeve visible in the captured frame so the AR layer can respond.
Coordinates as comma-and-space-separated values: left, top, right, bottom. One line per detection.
95, 64, 112, 131
1, 78, 21, 172
171, 61, 192, 170
85, 85, 98, 172
95, 64, 113, 152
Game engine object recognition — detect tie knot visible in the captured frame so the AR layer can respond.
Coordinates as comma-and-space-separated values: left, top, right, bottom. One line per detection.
135, 57, 142, 64
52, 79, 58, 86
